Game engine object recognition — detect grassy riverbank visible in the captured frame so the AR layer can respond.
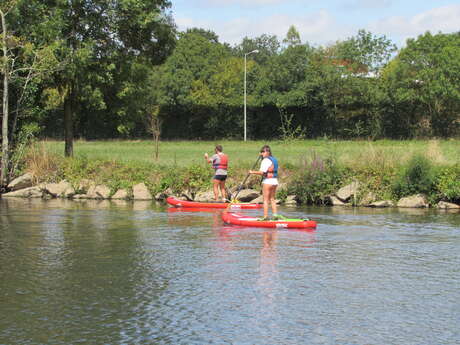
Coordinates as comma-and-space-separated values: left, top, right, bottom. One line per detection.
21, 139, 460, 205
41, 139, 460, 167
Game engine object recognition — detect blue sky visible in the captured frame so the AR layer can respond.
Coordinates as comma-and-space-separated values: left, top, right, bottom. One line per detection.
171, 0, 460, 47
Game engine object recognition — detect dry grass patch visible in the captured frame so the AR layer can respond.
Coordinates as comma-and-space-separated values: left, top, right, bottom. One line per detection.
24, 143, 62, 183
426, 140, 446, 165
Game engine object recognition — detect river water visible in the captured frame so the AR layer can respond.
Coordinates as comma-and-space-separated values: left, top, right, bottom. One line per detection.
0, 198, 459, 345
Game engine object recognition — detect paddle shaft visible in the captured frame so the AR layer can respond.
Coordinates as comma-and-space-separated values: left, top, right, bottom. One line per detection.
232, 155, 261, 201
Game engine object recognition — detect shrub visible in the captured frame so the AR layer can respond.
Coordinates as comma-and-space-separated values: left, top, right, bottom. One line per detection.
354, 165, 396, 202
289, 154, 347, 205
181, 164, 212, 194
8, 123, 41, 180
437, 164, 460, 203
157, 164, 211, 196
391, 154, 436, 199
60, 156, 95, 183
24, 143, 62, 183
59, 157, 151, 193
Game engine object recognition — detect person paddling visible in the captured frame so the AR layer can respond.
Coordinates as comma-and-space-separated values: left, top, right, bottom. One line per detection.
204, 144, 228, 202
249, 145, 281, 220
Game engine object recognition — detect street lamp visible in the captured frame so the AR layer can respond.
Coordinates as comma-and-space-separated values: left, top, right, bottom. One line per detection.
244, 49, 259, 141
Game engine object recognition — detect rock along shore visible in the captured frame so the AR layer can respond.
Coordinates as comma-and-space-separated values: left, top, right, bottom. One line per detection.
1, 173, 459, 210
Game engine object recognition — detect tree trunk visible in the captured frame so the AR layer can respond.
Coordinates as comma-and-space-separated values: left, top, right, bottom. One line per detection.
64, 89, 73, 157
1, 9, 9, 186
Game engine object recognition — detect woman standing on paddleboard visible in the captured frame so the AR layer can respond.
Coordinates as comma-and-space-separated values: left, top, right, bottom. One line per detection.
205, 144, 228, 202
249, 145, 280, 220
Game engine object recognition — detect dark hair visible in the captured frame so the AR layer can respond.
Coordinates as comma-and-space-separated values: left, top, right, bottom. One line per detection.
260, 145, 271, 155
215, 145, 223, 152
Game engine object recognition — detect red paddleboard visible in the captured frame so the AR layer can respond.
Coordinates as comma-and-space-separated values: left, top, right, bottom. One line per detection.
167, 207, 222, 213
166, 196, 263, 209
222, 212, 317, 229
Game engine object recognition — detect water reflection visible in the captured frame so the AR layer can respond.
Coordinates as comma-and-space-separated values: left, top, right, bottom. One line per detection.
257, 231, 278, 304
1, 199, 459, 345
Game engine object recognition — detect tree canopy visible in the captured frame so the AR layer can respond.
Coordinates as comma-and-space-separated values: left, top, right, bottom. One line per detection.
1, 9, 459, 159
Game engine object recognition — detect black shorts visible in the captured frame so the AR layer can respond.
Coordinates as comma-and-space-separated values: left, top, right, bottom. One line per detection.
213, 175, 227, 181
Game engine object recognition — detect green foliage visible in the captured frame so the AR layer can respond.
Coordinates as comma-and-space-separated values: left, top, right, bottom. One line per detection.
157, 167, 184, 194
3, 1, 460, 143
391, 154, 437, 199
101, 164, 153, 194
283, 25, 301, 47
10, 0, 176, 143
60, 156, 104, 186
289, 153, 347, 205
57, 156, 212, 196
181, 164, 212, 194
437, 164, 460, 202
275, 187, 289, 202
382, 32, 460, 137
157, 164, 212, 195
233, 34, 280, 65
278, 107, 306, 142
158, 30, 229, 106
8, 123, 41, 178
20, 141, 460, 205
336, 29, 397, 73
354, 165, 396, 202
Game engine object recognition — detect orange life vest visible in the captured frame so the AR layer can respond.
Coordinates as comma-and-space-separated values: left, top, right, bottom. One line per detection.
212, 153, 228, 170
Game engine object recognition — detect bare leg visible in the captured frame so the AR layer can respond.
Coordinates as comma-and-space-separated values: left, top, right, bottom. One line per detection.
262, 183, 271, 218
269, 185, 278, 215
219, 181, 227, 201
212, 179, 220, 201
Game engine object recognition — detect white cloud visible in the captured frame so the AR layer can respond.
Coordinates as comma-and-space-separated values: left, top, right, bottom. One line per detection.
369, 4, 460, 45
177, 10, 354, 46
251, 11, 354, 45
204, 0, 287, 6
341, 0, 393, 10
412, 4, 460, 32
176, 4, 460, 48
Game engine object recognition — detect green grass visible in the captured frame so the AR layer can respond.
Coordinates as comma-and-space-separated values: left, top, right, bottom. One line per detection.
41, 139, 460, 168
23, 139, 460, 204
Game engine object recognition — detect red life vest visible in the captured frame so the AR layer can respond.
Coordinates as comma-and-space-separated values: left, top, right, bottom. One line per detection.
212, 153, 228, 170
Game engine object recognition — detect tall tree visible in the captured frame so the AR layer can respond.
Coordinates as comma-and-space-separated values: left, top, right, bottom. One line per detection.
14, 0, 176, 156
283, 25, 301, 48
335, 29, 397, 74
1, 0, 56, 185
0, 4, 10, 185
156, 29, 230, 137
234, 34, 280, 65
382, 32, 460, 137
301, 31, 397, 138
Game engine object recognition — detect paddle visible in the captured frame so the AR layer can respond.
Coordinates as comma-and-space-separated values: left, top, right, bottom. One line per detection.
231, 155, 262, 203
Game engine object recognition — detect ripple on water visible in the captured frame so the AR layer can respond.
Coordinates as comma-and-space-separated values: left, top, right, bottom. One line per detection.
0, 201, 459, 344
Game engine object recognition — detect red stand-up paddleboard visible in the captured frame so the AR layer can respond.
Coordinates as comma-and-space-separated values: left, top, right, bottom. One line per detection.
222, 212, 317, 229
166, 196, 263, 209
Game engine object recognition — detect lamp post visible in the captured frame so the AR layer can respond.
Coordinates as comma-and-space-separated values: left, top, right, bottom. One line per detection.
244, 49, 259, 141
